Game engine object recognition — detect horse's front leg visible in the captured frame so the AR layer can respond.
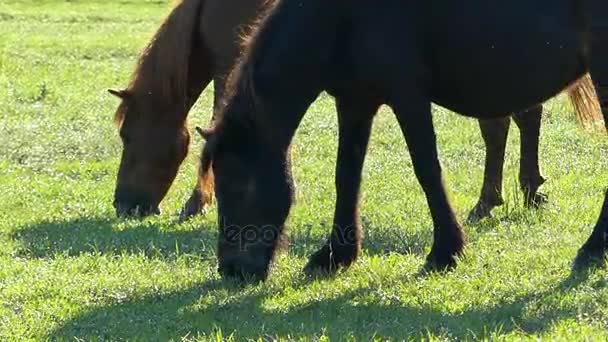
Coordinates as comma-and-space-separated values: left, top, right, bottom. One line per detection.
179, 144, 215, 221
573, 189, 608, 270
179, 77, 227, 221
304, 96, 379, 275
391, 94, 465, 270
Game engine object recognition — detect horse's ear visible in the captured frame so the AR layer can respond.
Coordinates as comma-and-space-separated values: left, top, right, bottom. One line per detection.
195, 126, 215, 141
196, 126, 218, 158
108, 89, 130, 99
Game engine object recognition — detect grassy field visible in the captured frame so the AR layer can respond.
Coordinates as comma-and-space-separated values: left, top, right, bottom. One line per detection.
1, 0, 608, 340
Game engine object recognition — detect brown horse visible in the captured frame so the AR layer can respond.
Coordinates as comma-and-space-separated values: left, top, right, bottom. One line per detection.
110, 0, 272, 216
110, 0, 606, 219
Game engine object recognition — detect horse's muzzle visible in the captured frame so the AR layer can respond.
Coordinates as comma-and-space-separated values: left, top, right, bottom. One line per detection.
113, 190, 160, 218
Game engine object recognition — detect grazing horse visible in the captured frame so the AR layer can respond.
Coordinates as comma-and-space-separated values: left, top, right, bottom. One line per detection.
109, 0, 605, 220
110, 0, 273, 216
197, 0, 602, 281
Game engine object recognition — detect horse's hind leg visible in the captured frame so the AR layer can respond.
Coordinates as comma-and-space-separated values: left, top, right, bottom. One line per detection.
573, 189, 608, 270
304, 96, 379, 274
467, 117, 510, 223
589, 24, 608, 130
512, 105, 547, 208
597, 85, 608, 130
391, 93, 465, 270
591, 76, 608, 130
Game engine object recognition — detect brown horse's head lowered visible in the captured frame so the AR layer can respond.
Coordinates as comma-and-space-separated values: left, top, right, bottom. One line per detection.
110, 0, 206, 217
111, 88, 191, 217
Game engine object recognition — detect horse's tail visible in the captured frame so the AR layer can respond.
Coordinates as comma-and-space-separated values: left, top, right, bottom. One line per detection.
567, 73, 605, 131
127, 0, 209, 108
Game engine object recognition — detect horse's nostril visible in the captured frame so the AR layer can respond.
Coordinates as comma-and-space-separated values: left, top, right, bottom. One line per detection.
114, 198, 159, 218
115, 202, 134, 218
114, 188, 159, 217
137, 205, 160, 217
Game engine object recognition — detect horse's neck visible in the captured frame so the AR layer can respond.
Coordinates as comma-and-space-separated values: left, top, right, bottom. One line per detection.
251, 0, 342, 125
256, 0, 341, 65
130, 0, 211, 122
127, 85, 190, 125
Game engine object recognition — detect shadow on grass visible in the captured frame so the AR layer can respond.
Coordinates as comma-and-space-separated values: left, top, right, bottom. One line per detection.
12, 218, 604, 339
11, 218, 218, 260
47, 270, 602, 340
12, 217, 431, 260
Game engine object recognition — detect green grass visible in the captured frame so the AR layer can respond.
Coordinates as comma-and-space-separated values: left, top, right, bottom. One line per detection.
1, 1, 608, 340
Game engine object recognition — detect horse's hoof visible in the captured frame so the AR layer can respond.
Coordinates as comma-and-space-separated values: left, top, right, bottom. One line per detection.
423, 252, 458, 272
304, 245, 358, 277
178, 192, 210, 222
304, 246, 337, 276
466, 202, 493, 224
425, 231, 465, 271
572, 246, 606, 271
526, 192, 548, 208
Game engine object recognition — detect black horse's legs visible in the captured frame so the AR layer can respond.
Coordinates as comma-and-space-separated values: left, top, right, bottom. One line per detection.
467, 117, 510, 223
595, 84, 608, 131
573, 41, 608, 268
573, 189, 608, 270
180, 76, 226, 221
391, 96, 465, 269
512, 105, 547, 207
589, 28, 608, 130
305, 97, 378, 274
598, 85, 608, 130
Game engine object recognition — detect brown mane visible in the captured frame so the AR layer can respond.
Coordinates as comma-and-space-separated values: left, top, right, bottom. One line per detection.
114, 0, 204, 125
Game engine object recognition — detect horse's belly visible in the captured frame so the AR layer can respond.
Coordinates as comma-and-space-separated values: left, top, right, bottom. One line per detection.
432, 43, 586, 117
429, 0, 587, 117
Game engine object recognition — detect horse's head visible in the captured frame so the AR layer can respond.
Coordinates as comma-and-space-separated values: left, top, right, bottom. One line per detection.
198, 125, 292, 282
110, 89, 190, 217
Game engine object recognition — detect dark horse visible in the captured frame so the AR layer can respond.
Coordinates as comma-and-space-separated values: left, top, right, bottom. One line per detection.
109, 0, 605, 220
196, 0, 605, 281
